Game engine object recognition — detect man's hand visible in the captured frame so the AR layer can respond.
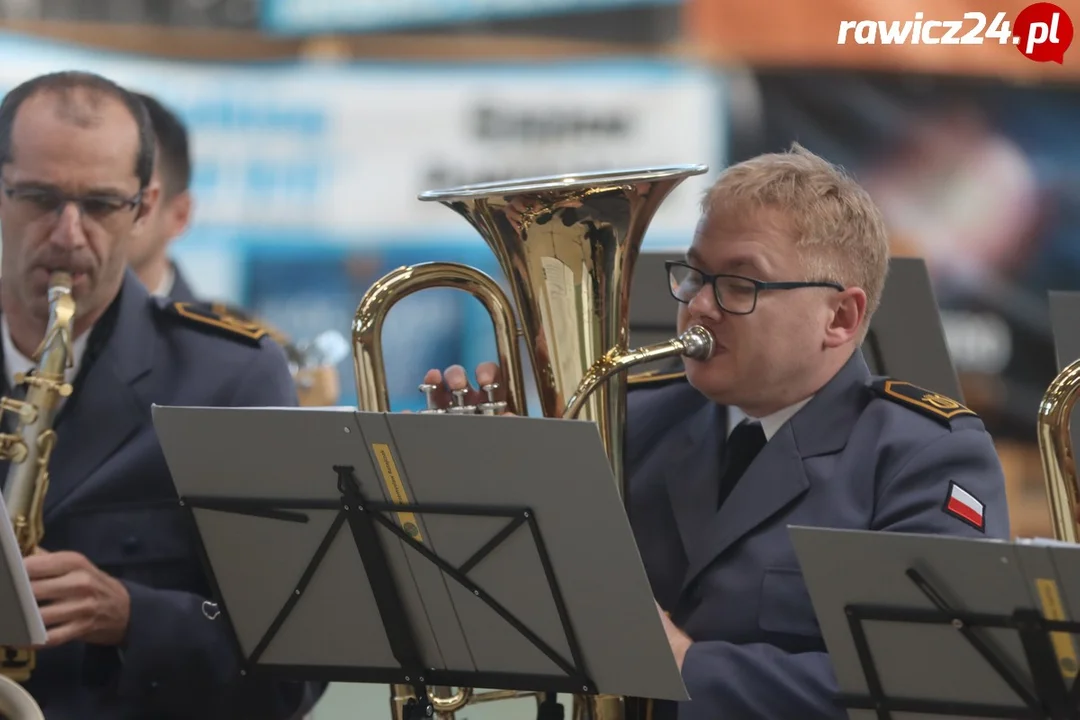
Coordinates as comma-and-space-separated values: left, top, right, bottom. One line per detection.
26, 549, 131, 647
421, 362, 516, 414
656, 600, 693, 671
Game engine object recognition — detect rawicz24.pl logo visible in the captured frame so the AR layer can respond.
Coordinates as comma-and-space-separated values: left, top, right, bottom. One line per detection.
836, 2, 1074, 64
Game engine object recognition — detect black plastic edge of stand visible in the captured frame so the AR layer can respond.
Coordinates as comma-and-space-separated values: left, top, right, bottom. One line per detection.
182, 495, 341, 522
255, 664, 592, 694
837, 565, 1080, 720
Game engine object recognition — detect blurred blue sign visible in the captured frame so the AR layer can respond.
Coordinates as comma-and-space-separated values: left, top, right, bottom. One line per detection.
261, 0, 682, 34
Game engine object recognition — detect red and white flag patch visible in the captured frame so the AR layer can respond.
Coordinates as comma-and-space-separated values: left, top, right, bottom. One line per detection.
944, 481, 985, 532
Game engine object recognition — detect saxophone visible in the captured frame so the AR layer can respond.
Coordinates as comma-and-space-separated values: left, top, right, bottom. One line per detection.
0, 271, 76, 720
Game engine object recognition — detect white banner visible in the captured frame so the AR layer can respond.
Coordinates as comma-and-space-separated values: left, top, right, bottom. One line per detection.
261, 0, 682, 34
0, 34, 726, 250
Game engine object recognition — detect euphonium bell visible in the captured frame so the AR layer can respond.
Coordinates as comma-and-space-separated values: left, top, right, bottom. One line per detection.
352, 165, 715, 720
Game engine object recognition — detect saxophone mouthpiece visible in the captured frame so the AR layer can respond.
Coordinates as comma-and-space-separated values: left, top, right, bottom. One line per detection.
49, 271, 73, 290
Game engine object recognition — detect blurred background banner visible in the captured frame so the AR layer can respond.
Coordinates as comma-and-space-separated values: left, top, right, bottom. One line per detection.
0, 30, 726, 411
261, 0, 683, 34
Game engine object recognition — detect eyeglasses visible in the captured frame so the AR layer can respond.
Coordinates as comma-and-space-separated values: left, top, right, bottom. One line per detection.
2, 184, 142, 224
665, 260, 845, 315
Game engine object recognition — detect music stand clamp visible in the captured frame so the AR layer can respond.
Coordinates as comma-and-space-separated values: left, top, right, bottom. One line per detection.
842, 567, 1080, 720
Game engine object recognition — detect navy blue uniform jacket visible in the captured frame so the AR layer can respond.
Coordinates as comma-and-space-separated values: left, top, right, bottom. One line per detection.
0, 271, 325, 719
626, 349, 1010, 720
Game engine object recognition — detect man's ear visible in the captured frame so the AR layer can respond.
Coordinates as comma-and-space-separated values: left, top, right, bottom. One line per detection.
166, 190, 193, 240
824, 287, 867, 348
134, 182, 161, 227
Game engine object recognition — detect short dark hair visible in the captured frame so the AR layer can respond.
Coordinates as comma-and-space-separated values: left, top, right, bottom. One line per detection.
133, 91, 191, 198
0, 70, 155, 190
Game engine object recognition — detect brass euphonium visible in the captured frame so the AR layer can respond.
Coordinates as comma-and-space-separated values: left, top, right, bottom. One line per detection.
352, 166, 715, 720
1037, 357, 1080, 543
0, 271, 76, 720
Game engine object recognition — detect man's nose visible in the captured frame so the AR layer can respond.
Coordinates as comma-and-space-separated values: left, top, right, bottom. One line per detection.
687, 284, 722, 320
48, 202, 89, 249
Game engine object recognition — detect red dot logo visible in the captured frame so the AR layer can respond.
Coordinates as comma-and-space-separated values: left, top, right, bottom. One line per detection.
1013, 2, 1074, 64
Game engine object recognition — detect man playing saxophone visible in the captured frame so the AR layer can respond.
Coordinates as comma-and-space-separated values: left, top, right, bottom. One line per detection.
420, 145, 1012, 719
0, 70, 324, 719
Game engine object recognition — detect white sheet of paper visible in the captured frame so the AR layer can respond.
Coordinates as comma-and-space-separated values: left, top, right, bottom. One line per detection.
0, 492, 46, 646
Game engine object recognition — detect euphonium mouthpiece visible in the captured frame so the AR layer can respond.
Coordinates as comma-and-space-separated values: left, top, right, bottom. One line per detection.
679, 325, 715, 361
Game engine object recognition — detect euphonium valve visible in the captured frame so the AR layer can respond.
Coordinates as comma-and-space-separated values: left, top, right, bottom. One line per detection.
0, 271, 76, 719
352, 165, 713, 720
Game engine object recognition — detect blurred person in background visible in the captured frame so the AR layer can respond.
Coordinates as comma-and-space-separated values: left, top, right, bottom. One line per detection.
129, 90, 343, 407
861, 104, 1041, 291
128, 91, 196, 302
419, 145, 1011, 719
0, 69, 324, 719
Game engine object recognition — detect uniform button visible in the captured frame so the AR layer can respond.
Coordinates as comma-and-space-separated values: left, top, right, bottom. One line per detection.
122, 536, 140, 554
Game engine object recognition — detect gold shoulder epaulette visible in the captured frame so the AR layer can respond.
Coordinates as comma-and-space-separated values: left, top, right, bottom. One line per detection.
869, 378, 977, 425
160, 301, 270, 346
209, 302, 292, 348
627, 368, 687, 389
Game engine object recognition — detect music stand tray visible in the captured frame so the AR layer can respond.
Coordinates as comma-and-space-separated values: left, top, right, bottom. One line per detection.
150, 405, 688, 716
791, 526, 1080, 720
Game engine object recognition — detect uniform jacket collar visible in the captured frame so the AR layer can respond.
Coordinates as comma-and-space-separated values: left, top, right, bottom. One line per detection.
668, 349, 872, 593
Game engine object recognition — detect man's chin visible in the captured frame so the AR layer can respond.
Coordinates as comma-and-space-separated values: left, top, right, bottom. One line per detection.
684, 358, 737, 400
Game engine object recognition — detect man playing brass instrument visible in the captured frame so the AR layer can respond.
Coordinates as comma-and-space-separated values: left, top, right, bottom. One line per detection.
421, 145, 1012, 719
0, 71, 323, 719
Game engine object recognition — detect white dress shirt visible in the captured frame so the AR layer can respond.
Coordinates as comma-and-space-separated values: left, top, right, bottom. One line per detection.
727, 395, 814, 441
2, 314, 90, 390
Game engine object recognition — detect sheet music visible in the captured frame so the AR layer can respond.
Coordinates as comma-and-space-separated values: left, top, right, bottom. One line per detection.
0, 492, 46, 646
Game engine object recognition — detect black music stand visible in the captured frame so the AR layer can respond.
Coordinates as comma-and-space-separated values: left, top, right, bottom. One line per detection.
150, 405, 689, 718
791, 525, 1080, 720
864, 257, 963, 401
1048, 291, 1080, 373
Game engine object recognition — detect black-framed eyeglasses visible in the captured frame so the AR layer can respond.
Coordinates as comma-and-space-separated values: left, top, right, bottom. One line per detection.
665, 260, 845, 315
1, 184, 142, 223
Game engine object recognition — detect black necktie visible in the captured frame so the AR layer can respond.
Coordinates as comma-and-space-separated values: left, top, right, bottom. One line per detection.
717, 420, 767, 509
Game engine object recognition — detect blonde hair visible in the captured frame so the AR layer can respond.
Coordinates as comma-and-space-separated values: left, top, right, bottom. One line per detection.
701, 143, 889, 336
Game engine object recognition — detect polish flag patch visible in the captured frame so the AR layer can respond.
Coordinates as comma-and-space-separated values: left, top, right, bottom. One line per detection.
944, 481, 985, 532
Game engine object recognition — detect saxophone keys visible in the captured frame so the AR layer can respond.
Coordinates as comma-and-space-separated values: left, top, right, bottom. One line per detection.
0, 435, 28, 463
0, 397, 36, 424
